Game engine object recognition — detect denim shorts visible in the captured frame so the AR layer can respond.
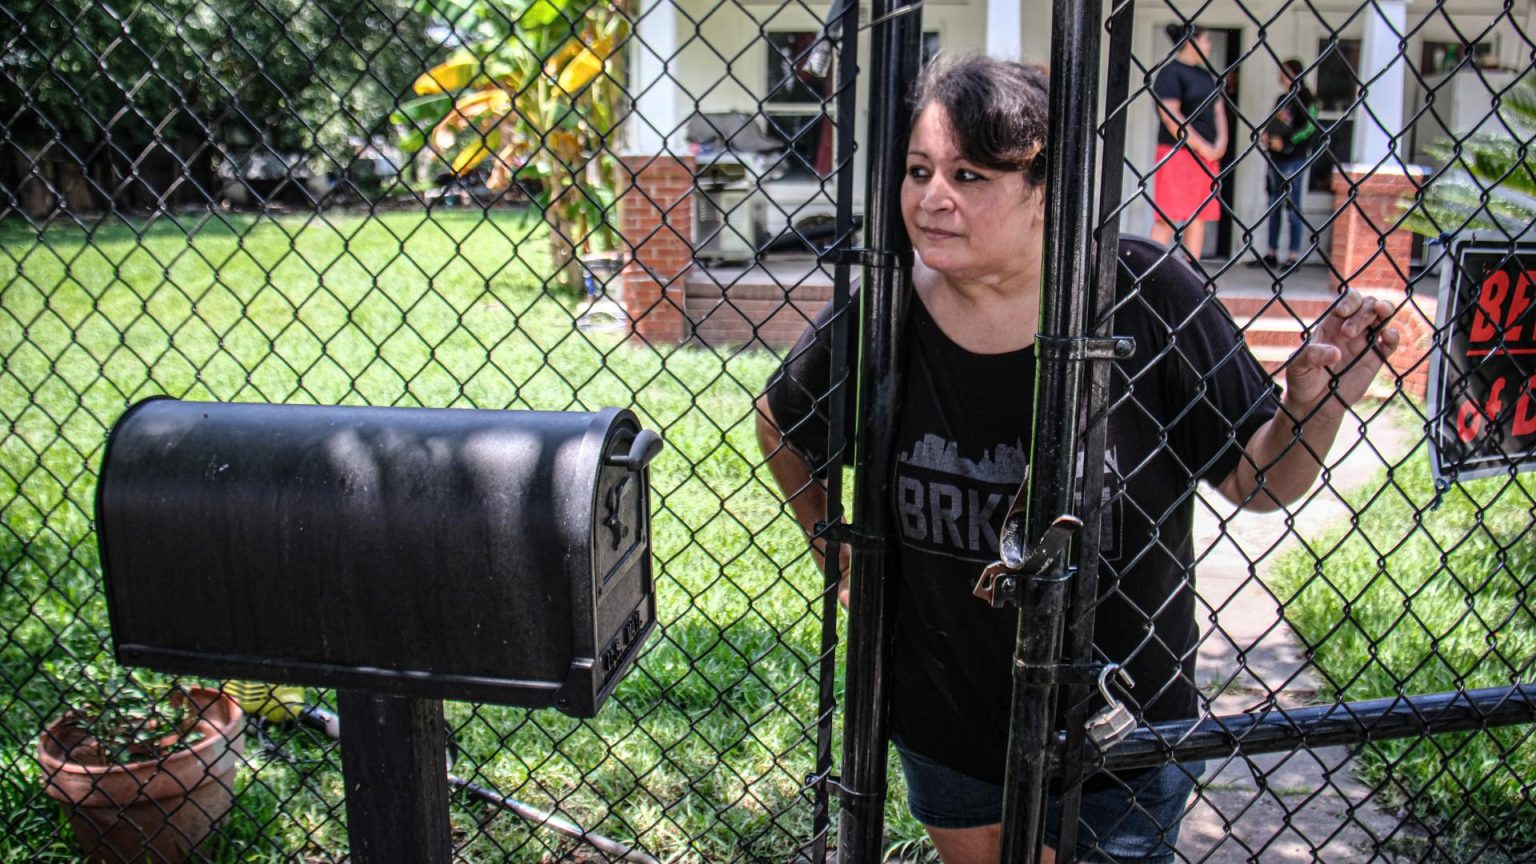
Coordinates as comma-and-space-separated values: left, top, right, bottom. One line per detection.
892, 741, 1203, 864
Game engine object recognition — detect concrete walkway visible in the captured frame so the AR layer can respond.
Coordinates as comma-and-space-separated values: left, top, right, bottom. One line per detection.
1178, 399, 1426, 863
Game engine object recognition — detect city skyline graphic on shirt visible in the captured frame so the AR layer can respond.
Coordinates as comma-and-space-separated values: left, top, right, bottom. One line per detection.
894, 433, 1122, 563
895, 434, 1027, 562
899, 434, 1028, 485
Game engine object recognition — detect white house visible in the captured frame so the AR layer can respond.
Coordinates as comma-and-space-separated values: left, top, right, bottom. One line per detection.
628, 0, 1533, 261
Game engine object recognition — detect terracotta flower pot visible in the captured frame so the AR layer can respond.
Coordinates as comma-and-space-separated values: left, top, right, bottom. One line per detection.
37, 687, 245, 864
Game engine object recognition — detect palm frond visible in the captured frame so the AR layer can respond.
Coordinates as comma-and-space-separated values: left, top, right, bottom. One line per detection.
1408, 75, 1536, 238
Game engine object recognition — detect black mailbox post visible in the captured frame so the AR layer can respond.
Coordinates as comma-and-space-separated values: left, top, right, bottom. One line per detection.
96, 398, 661, 863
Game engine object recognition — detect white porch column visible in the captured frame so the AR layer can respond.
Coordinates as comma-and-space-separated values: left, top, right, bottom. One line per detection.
1352, 0, 1408, 165
986, 0, 1023, 59
632, 0, 680, 154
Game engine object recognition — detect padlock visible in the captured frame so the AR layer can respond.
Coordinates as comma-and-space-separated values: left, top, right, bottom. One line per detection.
1085, 664, 1137, 749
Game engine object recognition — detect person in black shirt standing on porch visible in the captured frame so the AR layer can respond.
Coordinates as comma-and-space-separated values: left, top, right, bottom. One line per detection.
1251, 58, 1321, 270
756, 56, 1399, 864
1149, 24, 1227, 261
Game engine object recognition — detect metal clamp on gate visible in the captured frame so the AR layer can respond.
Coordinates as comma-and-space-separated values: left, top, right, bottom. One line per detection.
972, 514, 1083, 608
1012, 661, 1140, 750
813, 519, 884, 550
1034, 334, 1136, 362
803, 770, 882, 800
819, 246, 906, 271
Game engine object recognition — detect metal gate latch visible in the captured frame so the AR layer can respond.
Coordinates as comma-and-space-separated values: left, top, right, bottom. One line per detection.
1086, 664, 1137, 749
972, 514, 1083, 608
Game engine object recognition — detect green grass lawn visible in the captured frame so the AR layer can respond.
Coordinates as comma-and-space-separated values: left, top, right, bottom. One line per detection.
0, 210, 929, 862
9, 210, 1534, 863
1271, 445, 1536, 859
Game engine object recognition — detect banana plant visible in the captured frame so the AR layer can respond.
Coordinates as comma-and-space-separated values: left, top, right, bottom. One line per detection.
395, 0, 631, 291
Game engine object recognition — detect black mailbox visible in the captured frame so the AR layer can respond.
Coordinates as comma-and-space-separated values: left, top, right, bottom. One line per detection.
97, 399, 659, 717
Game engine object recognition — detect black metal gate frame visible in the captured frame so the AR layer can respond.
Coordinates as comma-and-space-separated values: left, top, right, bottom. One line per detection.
831, 1, 1536, 863
826, 3, 925, 864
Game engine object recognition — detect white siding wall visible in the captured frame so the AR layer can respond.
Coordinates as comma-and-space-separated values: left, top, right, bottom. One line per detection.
665, 0, 992, 211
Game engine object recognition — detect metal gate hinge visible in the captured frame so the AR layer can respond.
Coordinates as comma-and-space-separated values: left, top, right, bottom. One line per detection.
972, 514, 1083, 608
1035, 335, 1136, 362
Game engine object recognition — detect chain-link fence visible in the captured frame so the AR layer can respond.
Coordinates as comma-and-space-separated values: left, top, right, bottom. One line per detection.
2, 0, 864, 860
1026, 0, 1536, 862
2, 0, 1535, 861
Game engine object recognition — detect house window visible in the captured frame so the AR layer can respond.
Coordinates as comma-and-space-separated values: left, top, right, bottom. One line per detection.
766, 31, 832, 105
1310, 38, 1360, 193
1420, 40, 1496, 75
1314, 37, 1361, 113
765, 31, 835, 180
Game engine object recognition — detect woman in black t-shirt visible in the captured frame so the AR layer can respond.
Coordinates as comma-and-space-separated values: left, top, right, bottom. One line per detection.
756, 56, 1400, 864
1149, 24, 1228, 261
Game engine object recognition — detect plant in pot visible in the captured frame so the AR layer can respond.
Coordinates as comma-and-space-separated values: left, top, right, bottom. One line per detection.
36, 663, 246, 864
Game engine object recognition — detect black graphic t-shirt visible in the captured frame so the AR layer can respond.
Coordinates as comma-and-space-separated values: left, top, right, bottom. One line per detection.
763, 237, 1278, 785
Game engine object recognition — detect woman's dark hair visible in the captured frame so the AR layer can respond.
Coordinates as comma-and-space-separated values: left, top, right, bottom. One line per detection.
909, 55, 1051, 185
1280, 59, 1313, 99
1164, 22, 1207, 43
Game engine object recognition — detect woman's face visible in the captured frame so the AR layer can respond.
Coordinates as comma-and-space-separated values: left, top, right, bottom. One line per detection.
1191, 30, 1212, 59
901, 105, 1044, 283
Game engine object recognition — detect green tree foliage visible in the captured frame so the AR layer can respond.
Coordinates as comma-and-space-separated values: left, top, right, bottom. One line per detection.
1, 0, 434, 181
204, 0, 437, 158
1407, 74, 1536, 238
1, 0, 204, 149
396, 0, 629, 290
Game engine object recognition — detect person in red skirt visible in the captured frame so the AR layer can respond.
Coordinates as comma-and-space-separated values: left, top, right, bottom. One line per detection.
1149, 23, 1227, 261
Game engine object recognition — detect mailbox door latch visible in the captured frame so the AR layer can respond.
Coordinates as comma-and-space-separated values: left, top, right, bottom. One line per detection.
604, 477, 632, 550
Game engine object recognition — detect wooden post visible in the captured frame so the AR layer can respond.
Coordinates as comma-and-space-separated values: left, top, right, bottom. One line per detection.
336, 692, 453, 864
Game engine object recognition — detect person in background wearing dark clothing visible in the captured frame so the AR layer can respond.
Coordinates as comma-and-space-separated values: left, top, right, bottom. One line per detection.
1251, 58, 1320, 270
757, 55, 1399, 864
1150, 24, 1227, 261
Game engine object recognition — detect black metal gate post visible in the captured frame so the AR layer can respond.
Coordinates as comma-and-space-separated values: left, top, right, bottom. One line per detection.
1052, 0, 1138, 859
837, 2, 924, 863
998, 0, 1112, 861
808, 1, 864, 862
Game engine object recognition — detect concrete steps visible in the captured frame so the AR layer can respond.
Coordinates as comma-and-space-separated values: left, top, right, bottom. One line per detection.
1217, 291, 1329, 377
1219, 293, 1337, 327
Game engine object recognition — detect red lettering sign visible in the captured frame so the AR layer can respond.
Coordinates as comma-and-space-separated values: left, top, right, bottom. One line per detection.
1511, 272, 1533, 341
1468, 269, 1536, 351
1432, 244, 1536, 483
1470, 270, 1509, 342
1516, 374, 1536, 438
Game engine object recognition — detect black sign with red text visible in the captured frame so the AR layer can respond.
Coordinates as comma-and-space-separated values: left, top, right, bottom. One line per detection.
1428, 242, 1536, 483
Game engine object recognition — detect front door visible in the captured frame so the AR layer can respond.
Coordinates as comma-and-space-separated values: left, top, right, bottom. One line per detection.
1210, 26, 1242, 259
